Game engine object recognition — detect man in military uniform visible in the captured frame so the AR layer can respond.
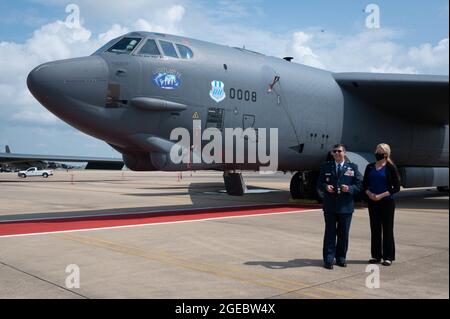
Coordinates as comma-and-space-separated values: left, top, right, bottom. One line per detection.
317, 144, 362, 269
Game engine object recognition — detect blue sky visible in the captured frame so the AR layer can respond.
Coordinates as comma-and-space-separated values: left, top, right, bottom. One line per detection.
0, 0, 448, 156
255, 0, 449, 43
1, 0, 448, 44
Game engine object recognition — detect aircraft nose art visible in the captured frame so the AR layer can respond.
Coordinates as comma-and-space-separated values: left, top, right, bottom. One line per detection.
27, 56, 109, 113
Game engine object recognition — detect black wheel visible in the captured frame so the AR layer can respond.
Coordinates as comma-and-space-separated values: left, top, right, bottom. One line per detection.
290, 172, 305, 199
290, 171, 320, 200
223, 172, 246, 196
43, 173, 48, 178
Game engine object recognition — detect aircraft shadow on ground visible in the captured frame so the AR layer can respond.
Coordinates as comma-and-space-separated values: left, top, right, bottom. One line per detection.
124, 182, 291, 203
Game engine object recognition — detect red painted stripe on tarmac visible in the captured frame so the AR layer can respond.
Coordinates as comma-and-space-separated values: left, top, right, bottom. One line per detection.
0, 204, 320, 237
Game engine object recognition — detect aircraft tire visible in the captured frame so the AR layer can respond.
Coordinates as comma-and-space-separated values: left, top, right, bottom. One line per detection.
290, 171, 320, 200
290, 172, 306, 199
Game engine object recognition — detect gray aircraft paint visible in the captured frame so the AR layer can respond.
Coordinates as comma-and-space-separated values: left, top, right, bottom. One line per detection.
26, 31, 449, 187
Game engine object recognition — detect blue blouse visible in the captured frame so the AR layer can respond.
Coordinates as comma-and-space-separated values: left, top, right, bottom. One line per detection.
368, 166, 393, 200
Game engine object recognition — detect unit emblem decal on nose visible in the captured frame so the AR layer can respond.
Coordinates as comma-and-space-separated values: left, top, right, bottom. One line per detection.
152, 69, 182, 89
209, 80, 226, 103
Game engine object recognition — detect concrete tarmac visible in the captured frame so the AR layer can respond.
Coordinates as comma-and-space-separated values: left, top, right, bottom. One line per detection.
0, 170, 448, 299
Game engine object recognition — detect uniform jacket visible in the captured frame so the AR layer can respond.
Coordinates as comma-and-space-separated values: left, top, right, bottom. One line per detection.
317, 161, 363, 214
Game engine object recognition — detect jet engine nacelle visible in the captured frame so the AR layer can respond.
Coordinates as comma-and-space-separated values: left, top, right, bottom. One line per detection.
399, 167, 449, 188
122, 153, 157, 171
122, 152, 197, 171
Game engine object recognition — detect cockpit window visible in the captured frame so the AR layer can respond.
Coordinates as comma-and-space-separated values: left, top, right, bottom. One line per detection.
159, 40, 178, 58
176, 44, 194, 59
107, 37, 142, 54
93, 38, 118, 55
137, 39, 161, 56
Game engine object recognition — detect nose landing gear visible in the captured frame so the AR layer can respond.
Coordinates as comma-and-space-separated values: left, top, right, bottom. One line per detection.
223, 171, 247, 196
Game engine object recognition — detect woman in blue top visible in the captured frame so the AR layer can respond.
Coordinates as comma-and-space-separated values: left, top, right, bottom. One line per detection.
363, 143, 401, 266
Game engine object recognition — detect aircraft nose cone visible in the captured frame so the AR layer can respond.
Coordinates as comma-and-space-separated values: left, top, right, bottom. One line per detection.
27, 63, 51, 99
27, 56, 109, 111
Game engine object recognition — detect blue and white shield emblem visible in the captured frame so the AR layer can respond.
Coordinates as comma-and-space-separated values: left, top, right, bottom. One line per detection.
209, 80, 226, 103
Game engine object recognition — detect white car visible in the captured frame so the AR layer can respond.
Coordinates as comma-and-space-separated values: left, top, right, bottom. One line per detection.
18, 167, 53, 178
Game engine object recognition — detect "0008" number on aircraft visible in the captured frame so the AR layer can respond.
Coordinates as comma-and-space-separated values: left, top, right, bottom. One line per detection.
229, 88, 257, 102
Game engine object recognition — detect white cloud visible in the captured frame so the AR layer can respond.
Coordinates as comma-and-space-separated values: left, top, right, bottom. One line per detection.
98, 24, 130, 43
0, 19, 98, 134
26, 20, 92, 61
285, 29, 449, 74
133, 19, 153, 32
408, 38, 449, 71
168, 5, 185, 23
289, 31, 324, 69
131, 4, 185, 35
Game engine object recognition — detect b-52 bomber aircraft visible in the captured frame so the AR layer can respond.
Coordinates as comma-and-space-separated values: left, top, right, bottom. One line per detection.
27, 32, 449, 197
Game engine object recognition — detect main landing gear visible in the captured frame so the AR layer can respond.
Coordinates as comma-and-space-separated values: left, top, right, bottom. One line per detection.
290, 171, 321, 200
221, 170, 322, 199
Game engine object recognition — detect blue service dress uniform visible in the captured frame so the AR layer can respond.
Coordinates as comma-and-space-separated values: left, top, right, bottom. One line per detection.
317, 161, 363, 265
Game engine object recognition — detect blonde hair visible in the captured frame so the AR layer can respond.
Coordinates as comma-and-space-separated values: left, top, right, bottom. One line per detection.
377, 143, 394, 165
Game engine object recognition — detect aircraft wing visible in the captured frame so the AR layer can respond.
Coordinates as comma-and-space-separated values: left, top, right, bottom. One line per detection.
333, 73, 449, 124
0, 152, 124, 170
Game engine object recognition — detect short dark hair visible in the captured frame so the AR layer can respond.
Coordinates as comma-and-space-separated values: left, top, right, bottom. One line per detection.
333, 144, 346, 151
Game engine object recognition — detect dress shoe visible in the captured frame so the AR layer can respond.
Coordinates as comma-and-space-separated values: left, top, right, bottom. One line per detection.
323, 263, 333, 270
336, 261, 347, 267
382, 260, 392, 266
369, 258, 381, 264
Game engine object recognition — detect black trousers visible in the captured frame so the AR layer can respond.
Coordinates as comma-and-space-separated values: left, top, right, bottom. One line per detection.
368, 199, 396, 261
323, 213, 353, 264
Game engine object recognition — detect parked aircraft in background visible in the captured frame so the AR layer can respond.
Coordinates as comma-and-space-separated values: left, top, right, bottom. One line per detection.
0, 145, 123, 171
